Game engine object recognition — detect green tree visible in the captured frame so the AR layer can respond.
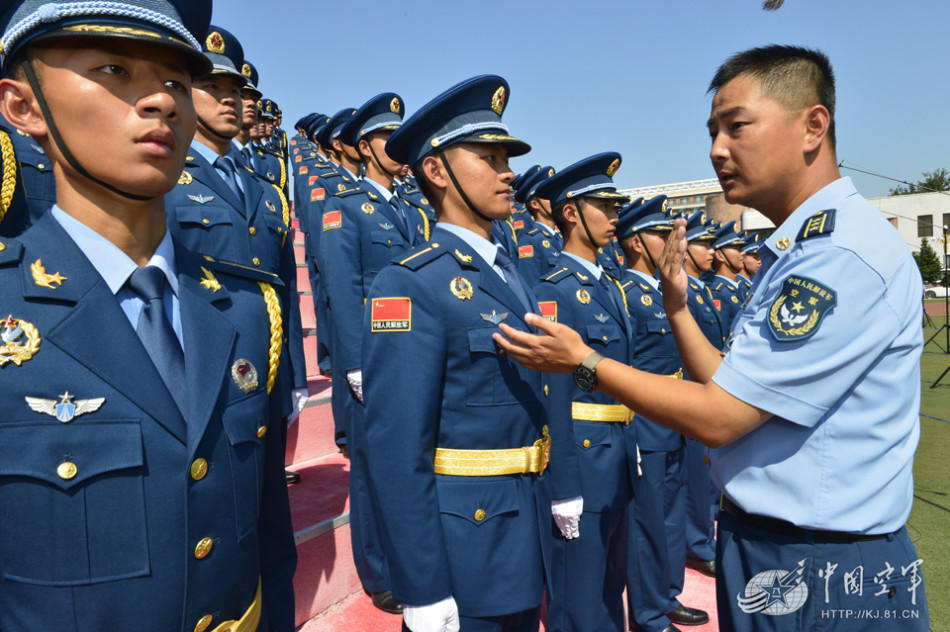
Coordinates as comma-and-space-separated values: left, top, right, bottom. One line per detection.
914, 238, 944, 285
890, 168, 950, 195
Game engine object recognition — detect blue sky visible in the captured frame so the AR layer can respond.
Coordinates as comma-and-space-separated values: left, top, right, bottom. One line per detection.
213, 0, 949, 198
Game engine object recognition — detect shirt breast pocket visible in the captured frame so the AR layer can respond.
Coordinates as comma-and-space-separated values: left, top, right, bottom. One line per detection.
466, 327, 533, 406
220, 391, 268, 540
0, 421, 148, 586
175, 205, 235, 256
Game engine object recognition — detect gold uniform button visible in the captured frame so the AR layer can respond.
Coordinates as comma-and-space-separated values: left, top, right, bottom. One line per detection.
194, 615, 213, 632
190, 458, 208, 481
252, 257, 261, 266
583, 439, 591, 448
543, 385, 549, 397
201, 218, 210, 225
0, 241, 6, 252
602, 336, 608, 342
704, 455, 710, 465
257, 425, 267, 438
38, 163, 45, 170
57, 461, 78, 480
194, 537, 213, 559
249, 227, 257, 235
473, 509, 486, 522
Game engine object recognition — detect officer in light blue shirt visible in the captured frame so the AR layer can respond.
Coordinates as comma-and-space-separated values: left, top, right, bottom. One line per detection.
494, 45, 929, 632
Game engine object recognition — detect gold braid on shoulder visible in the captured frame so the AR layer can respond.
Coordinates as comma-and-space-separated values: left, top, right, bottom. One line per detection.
271, 184, 291, 246
0, 131, 18, 225
609, 276, 630, 317
415, 206, 430, 242
257, 281, 283, 395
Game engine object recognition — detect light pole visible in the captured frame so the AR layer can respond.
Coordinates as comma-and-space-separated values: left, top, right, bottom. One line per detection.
944, 225, 949, 355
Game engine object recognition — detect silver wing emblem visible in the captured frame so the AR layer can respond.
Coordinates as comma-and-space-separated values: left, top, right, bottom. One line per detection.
25, 391, 105, 423
779, 303, 809, 327
188, 194, 215, 205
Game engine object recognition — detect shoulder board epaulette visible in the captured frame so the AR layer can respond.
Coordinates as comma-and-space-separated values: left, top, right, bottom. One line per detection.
317, 169, 338, 178
201, 255, 285, 287
333, 187, 362, 198
525, 227, 539, 236
714, 282, 724, 291
541, 266, 571, 283
796, 208, 836, 242
185, 155, 196, 162
620, 280, 636, 292
397, 242, 449, 270
0, 238, 24, 266
365, 190, 379, 201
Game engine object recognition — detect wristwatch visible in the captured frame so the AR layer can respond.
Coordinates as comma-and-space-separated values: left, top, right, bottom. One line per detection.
573, 351, 605, 393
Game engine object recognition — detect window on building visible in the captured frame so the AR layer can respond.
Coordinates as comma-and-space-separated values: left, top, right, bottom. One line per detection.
917, 214, 933, 238
942, 213, 950, 233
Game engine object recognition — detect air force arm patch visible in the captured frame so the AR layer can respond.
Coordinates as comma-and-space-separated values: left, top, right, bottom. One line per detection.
767, 275, 836, 341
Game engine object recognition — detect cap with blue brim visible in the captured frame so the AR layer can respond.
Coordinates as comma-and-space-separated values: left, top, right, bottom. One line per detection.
684, 210, 717, 241
616, 194, 673, 241
534, 152, 627, 206
340, 92, 404, 147
712, 220, 748, 249
514, 165, 555, 205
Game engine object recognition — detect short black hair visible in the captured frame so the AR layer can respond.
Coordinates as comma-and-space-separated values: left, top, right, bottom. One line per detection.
708, 45, 836, 149
551, 199, 572, 234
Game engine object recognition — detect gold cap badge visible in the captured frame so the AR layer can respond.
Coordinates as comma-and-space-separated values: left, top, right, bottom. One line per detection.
206, 31, 225, 54
491, 86, 506, 115
606, 158, 620, 178
242, 63, 251, 78
390, 97, 401, 114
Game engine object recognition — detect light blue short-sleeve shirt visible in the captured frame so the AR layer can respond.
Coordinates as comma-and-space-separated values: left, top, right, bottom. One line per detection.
711, 177, 922, 534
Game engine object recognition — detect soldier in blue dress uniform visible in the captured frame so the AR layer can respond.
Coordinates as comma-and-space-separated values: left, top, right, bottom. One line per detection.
251, 98, 287, 193
495, 45, 929, 632
318, 91, 422, 614
363, 74, 551, 632
532, 153, 634, 632
0, 1, 296, 629
709, 220, 748, 327
614, 196, 710, 632
163, 25, 309, 468
736, 232, 762, 298
511, 165, 560, 281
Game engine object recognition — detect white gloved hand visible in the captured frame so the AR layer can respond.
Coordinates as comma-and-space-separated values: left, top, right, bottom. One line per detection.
636, 444, 642, 477
346, 369, 363, 403
287, 388, 309, 424
403, 596, 460, 632
552, 496, 584, 539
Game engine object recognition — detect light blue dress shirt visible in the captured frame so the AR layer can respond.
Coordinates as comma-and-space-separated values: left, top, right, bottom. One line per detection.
711, 177, 922, 534
437, 222, 510, 283
52, 206, 183, 346
562, 251, 604, 281
192, 140, 244, 194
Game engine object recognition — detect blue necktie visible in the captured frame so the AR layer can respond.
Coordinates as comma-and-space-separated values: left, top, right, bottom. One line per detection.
495, 248, 533, 314
241, 146, 255, 171
390, 196, 408, 233
127, 266, 186, 415
214, 155, 244, 204
600, 273, 627, 318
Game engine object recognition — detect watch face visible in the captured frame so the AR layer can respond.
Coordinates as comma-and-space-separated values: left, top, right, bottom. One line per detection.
573, 365, 597, 392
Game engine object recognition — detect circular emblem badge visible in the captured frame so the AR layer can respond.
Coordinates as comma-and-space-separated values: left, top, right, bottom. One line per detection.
0, 316, 41, 367
390, 97, 401, 114
337, 183, 346, 192
576, 289, 591, 305
242, 63, 252, 78
231, 359, 259, 393
731, 295, 739, 303
450, 277, 474, 300
206, 31, 225, 54
606, 158, 620, 177
178, 170, 193, 185
361, 202, 375, 214
542, 240, 551, 248
420, 197, 429, 206
547, 168, 555, 178
491, 86, 506, 115
641, 295, 653, 307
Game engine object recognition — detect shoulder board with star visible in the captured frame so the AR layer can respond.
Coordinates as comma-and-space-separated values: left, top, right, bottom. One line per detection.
796, 208, 836, 243
397, 242, 450, 270
541, 267, 572, 284
200, 255, 285, 286
0, 238, 24, 266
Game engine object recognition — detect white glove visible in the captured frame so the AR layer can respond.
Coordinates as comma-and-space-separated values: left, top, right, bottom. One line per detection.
346, 369, 363, 403
403, 596, 460, 632
552, 496, 584, 539
636, 444, 642, 477
287, 388, 309, 424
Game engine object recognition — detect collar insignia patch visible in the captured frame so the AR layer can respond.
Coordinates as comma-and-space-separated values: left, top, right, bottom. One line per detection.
199, 266, 222, 293
31, 259, 67, 289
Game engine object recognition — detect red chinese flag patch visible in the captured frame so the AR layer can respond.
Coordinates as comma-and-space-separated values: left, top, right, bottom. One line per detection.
371, 297, 412, 332
298, 166, 308, 175
538, 301, 558, 322
311, 187, 326, 202
713, 299, 722, 310
295, 156, 302, 163
323, 210, 342, 231
309, 175, 320, 186
518, 245, 535, 259
514, 220, 525, 230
